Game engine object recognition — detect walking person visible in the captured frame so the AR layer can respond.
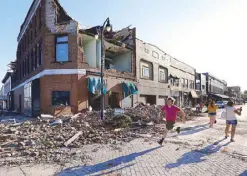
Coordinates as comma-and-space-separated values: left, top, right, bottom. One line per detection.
207, 100, 218, 128
196, 103, 201, 113
158, 97, 186, 145
224, 101, 242, 142
200, 102, 203, 112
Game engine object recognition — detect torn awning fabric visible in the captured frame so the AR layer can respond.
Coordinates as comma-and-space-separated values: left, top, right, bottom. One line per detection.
88, 77, 107, 95
169, 74, 179, 79
122, 82, 138, 95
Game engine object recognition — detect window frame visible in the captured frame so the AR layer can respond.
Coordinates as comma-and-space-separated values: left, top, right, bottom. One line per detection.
185, 79, 188, 88
158, 66, 168, 83
152, 51, 159, 59
55, 35, 69, 62
180, 78, 184, 87
169, 78, 174, 86
140, 60, 153, 80
142, 66, 150, 78
52, 91, 70, 106
175, 79, 180, 87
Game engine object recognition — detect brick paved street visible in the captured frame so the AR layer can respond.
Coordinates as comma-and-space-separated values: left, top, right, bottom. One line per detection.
1, 106, 247, 176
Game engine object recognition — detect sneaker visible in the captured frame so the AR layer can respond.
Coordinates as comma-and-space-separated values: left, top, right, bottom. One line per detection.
158, 138, 164, 145
176, 127, 181, 134
230, 139, 235, 142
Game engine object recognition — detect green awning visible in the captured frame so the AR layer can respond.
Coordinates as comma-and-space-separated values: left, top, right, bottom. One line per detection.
88, 77, 107, 94
122, 82, 138, 95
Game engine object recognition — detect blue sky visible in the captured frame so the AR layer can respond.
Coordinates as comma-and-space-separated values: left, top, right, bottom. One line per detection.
0, 0, 246, 89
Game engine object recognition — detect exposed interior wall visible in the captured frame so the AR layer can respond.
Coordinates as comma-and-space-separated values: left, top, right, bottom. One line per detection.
96, 40, 101, 68
84, 40, 97, 67
139, 94, 156, 105
108, 51, 131, 72
45, 0, 78, 34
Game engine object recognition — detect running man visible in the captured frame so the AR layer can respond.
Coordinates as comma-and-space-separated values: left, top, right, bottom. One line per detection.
225, 101, 242, 142
158, 97, 186, 145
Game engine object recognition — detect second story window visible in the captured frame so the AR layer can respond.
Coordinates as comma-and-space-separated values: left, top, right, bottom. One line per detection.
140, 60, 153, 80
159, 67, 168, 83
185, 79, 188, 88
142, 66, 150, 77
56, 35, 69, 62
175, 79, 179, 87
180, 78, 184, 87
191, 81, 195, 89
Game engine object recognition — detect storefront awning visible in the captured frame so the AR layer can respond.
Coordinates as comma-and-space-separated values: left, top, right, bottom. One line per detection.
169, 74, 179, 79
122, 82, 138, 95
190, 90, 199, 98
88, 77, 107, 95
213, 94, 229, 99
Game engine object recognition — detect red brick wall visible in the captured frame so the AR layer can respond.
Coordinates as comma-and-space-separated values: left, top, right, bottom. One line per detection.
40, 74, 88, 116
43, 33, 80, 69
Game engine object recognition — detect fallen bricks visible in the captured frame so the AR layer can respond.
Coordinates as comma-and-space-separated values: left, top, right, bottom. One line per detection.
0, 104, 205, 166
0, 111, 152, 166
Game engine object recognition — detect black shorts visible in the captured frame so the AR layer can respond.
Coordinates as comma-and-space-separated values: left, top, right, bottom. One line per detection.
166, 121, 175, 130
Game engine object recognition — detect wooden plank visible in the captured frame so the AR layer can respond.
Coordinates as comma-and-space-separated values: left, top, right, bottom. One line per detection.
64, 131, 82, 147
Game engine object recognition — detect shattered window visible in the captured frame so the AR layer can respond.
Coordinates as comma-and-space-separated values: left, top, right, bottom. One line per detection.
52, 91, 70, 106
56, 36, 69, 62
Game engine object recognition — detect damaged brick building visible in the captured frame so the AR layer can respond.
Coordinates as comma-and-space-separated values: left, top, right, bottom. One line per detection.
10, 0, 137, 117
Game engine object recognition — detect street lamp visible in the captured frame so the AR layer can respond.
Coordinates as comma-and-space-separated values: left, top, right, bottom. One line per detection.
95, 18, 112, 120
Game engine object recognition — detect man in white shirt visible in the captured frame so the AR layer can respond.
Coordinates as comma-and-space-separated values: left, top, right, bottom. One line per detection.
225, 101, 242, 142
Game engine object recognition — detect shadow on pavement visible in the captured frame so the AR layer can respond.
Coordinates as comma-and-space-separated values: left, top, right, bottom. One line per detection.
165, 138, 230, 169
179, 123, 209, 136
57, 146, 161, 176
240, 170, 247, 176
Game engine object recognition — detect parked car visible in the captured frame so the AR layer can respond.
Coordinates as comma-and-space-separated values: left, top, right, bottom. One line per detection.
216, 101, 225, 108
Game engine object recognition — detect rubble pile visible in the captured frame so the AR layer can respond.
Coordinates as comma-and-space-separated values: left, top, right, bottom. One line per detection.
124, 103, 163, 124
0, 104, 205, 166
0, 112, 144, 166
183, 108, 207, 120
